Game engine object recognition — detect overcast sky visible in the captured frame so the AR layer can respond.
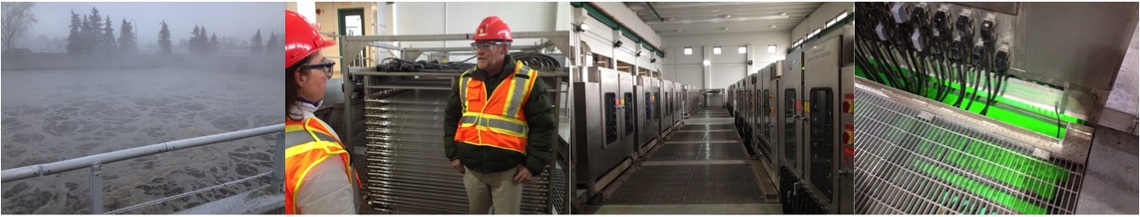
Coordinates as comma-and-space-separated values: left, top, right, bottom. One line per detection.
25, 2, 283, 45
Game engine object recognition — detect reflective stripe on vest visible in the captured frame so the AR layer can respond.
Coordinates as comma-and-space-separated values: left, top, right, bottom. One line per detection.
454, 61, 537, 154
459, 112, 527, 137
284, 116, 359, 214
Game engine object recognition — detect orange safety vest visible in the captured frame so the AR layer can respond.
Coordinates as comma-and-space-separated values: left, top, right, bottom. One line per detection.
284, 116, 362, 214
454, 61, 539, 154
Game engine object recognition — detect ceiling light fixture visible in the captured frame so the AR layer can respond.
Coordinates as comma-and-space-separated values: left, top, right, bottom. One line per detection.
576, 23, 589, 32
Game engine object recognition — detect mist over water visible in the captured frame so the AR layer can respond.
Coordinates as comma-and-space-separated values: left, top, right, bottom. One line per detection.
1, 2, 285, 213
1, 54, 283, 213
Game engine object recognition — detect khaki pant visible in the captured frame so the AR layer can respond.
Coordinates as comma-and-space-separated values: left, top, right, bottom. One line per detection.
463, 166, 522, 214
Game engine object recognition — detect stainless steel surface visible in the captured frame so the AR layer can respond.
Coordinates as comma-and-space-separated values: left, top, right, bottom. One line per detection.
1015, 3, 1137, 91
619, 72, 638, 156
854, 78, 1091, 214
858, 78, 1090, 162
758, 62, 782, 187
662, 81, 677, 132
800, 25, 854, 213
1007, 3, 1137, 123
953, 2, 1019, 15
672, 82, 679, 122
574, 67, 635, 197
748, 74, 762, 158
762, 61, 783, 171
781, 48, 805, 176
635, 75, 662, 150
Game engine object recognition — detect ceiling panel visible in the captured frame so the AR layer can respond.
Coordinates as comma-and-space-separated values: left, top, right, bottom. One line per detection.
624, 2, 823, 36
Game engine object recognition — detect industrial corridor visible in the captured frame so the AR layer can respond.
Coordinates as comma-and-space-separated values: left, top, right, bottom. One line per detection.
586, 108, 782, 214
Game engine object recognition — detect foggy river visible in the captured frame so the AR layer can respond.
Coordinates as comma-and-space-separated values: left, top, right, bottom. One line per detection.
1, 59, 282, 213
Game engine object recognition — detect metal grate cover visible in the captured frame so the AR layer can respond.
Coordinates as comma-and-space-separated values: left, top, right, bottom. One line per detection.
854, 80, 1086, 214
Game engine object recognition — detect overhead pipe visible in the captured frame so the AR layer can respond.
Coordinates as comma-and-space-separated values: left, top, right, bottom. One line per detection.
646, 3, 665, 22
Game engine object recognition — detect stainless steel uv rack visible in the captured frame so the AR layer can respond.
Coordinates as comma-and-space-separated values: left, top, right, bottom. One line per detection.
338, 31, 571, 214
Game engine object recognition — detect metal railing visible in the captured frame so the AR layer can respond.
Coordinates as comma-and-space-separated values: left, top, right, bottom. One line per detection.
1, 124, 285, 214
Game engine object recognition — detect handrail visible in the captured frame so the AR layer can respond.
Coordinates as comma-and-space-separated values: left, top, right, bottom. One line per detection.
1, 124, 283, 182
0, 123, 284, 213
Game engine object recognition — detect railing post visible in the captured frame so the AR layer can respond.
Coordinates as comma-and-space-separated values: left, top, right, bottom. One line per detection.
89, 163, 104, 214
273, 132, 285, 193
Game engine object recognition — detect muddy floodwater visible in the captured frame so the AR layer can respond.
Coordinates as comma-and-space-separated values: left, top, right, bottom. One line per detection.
1, 62, 282, 213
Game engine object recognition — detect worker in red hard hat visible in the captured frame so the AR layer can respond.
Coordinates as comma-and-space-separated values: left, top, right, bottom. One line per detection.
443, 15, 555, 214
283, 10, 362, 214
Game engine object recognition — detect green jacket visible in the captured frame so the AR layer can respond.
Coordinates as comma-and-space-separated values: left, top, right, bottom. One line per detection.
444, 54, 554, 176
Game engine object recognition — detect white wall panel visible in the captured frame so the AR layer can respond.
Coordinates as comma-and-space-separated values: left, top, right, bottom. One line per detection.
792, 2, 852, 42
711, 65, 747, 89
660, 31, 790, 89
674, 65, 704, 87
395, 2, 558, 60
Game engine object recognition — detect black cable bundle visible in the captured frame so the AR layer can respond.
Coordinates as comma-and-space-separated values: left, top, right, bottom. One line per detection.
374, 57, 476, 72
858, 3, 1013, 116
510, 52, 562, 71
375, 57, 417, 72
374, 53, 561, 73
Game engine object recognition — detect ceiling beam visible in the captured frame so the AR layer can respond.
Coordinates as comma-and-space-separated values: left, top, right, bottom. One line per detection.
626, 2, 819, 10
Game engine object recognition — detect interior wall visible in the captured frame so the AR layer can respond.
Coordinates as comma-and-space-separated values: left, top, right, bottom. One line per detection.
791, 2, 853, 42
394, 2, 560, 61
661, 31, 791, 89
313, 2, 378, 70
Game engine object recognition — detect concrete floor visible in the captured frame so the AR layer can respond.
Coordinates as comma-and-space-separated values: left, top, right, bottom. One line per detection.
1075, 127, 1140, 214
590, 109, 782, 214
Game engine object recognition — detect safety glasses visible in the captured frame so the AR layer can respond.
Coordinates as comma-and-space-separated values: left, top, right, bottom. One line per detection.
471, 41, 508, 51
301, 59, 335, 79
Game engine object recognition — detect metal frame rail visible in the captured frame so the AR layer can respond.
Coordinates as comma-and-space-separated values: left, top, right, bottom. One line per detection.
338, 31, 571, 214
0, 124, 285, 214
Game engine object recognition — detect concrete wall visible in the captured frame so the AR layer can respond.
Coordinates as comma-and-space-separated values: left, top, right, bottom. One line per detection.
792, 2, 853, 42
394, 2, 561, 62
661, 31, 791, 89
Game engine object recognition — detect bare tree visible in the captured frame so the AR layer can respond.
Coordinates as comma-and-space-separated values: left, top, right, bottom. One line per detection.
1, 2, 38, 52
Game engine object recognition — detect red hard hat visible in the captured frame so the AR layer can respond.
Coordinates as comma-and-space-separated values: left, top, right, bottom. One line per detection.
285, 10, 335, 68
472, 16, 512, 42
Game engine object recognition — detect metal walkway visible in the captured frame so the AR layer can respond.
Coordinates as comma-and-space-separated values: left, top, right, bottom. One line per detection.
589, 109, 782, 214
